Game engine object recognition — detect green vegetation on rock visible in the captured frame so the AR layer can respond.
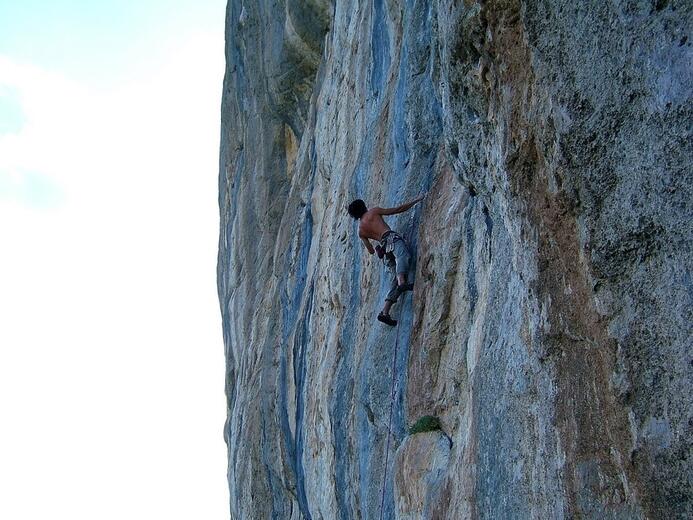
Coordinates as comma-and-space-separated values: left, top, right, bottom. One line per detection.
409, 416, 442, 435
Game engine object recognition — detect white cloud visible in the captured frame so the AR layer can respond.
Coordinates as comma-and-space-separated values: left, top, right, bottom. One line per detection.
0, 31, 228, 520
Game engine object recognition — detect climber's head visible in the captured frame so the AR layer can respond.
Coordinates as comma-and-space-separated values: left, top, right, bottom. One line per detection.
348, 199, 367, 220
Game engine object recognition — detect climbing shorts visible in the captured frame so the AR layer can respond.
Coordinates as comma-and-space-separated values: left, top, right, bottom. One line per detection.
380, 230, 410, 275
380, 230, 411, 303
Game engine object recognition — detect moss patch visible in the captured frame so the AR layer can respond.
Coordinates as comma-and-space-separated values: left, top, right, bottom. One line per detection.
408, 415, 442, 435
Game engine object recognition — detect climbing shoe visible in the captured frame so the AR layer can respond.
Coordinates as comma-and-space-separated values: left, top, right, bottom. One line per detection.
377, 312, 397, 327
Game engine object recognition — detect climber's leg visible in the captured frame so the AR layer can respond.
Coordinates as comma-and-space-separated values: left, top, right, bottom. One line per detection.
377, 237, 413, 327
378, 276, 399, 326
393, 238, 414, 292
384, 275, 400, 307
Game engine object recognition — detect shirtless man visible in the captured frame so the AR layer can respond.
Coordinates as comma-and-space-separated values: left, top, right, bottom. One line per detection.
347, 194, 425, 326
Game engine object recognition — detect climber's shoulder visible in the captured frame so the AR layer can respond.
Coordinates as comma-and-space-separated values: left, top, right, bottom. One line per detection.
359, 208, 387, 228
365, 207, 387, 218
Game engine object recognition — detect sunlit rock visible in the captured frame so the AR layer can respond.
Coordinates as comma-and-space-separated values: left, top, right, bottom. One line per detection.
218, 1, 692, 518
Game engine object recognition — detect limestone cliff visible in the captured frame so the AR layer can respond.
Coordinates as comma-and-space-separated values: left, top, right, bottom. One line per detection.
218, 1, 692, 518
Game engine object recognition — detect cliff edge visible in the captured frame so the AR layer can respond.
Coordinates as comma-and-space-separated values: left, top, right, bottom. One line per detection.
218, 1, 692, 518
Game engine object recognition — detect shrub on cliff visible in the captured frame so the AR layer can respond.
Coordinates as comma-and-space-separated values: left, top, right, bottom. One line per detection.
409, 415, 442, 435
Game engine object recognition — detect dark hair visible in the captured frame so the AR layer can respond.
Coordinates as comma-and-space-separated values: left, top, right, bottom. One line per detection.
347, 199, 367, 219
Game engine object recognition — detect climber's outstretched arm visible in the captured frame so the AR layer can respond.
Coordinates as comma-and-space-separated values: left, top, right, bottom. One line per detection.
376, 194, 426, 216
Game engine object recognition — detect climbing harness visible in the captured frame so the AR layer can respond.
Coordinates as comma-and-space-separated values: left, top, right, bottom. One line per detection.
379, 230, 404, 268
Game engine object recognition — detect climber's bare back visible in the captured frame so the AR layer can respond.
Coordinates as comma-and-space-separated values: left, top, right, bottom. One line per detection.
358, 210, 391, 241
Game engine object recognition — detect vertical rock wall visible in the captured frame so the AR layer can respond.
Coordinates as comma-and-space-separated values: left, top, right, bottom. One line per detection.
218, 1, 692, 518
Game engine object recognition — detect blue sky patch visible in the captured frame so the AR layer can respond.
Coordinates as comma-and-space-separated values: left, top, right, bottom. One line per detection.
0, 169, 64, 209
0, 87, 25, 135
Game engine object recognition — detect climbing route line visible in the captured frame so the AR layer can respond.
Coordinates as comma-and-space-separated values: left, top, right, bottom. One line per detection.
378, 205, 421, 520
379, 317, 401, 520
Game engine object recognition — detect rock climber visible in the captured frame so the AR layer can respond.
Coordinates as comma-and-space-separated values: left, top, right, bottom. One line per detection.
347, 194, 425, 326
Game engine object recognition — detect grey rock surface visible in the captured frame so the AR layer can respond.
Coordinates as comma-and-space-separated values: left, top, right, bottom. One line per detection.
218, 1, 692, 518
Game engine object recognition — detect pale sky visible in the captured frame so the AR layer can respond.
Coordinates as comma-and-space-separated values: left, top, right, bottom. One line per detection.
0, 1, 229, 518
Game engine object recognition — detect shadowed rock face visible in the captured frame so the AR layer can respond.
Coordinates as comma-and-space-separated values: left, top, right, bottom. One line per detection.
218, 1, 692, 518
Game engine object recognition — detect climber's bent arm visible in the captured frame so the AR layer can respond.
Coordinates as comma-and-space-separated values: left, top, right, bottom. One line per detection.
361, 237, 375, 254
376, 194, 425, 216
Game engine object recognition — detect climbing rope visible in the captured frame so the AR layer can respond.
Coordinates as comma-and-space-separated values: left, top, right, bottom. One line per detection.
378, 200, 422, 520
378, 317, 401, 520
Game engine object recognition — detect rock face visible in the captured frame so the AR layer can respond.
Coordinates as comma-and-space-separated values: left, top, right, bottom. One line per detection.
218, 1, 692, 518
